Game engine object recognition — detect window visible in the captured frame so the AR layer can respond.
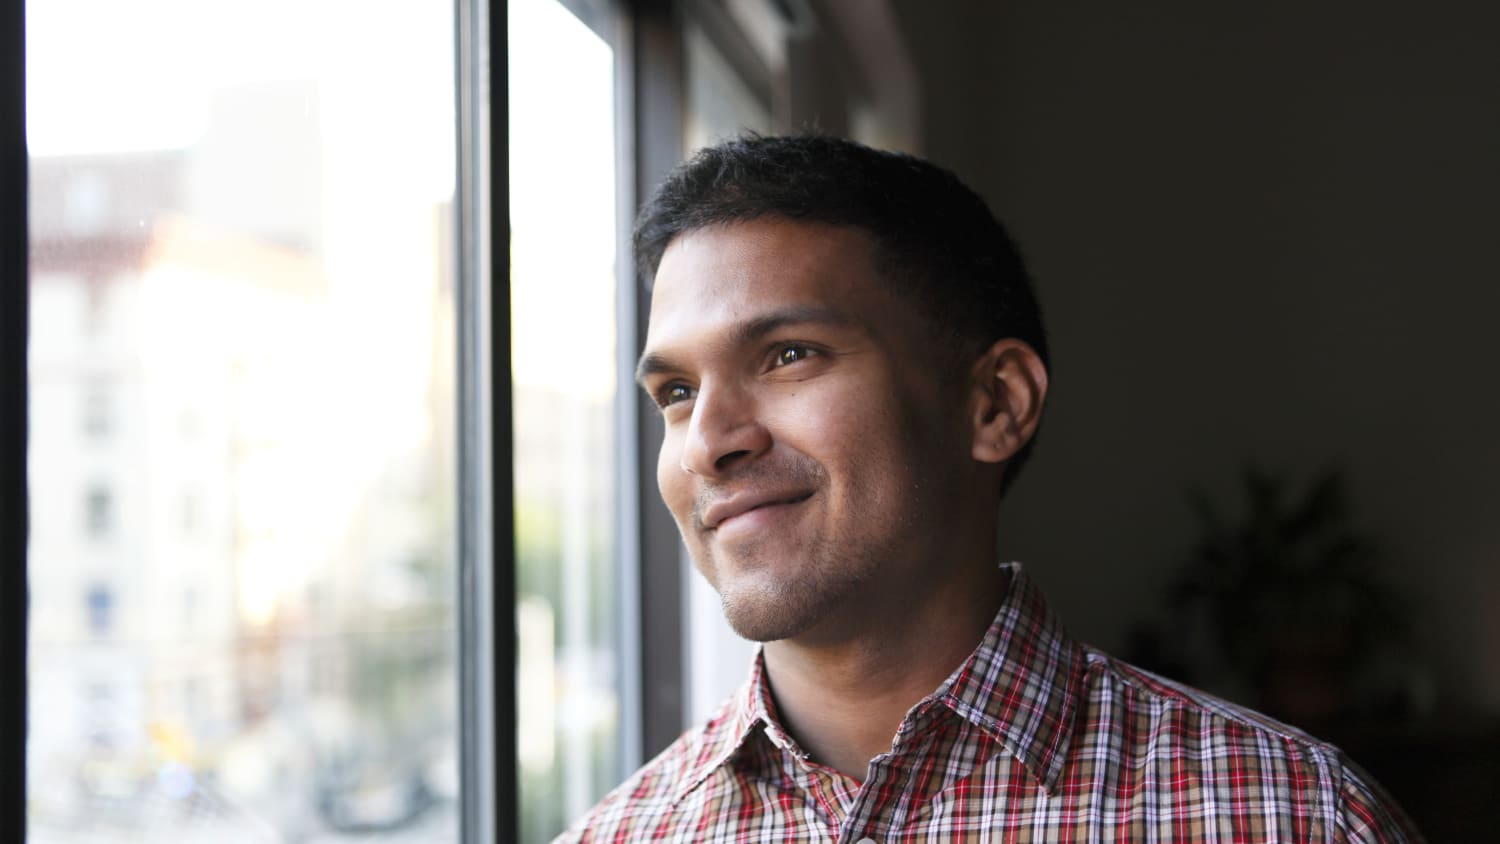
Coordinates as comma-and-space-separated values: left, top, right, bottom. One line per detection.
27, 1, 461, 839
508, 0, 626, 839
19, 1, 922, 840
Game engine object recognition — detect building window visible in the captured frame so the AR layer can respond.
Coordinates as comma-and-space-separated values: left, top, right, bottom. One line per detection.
180, 492, 198, 535
182, 586, 197, 628
82, 275, 109, 338
85, 584, 113, 636
82, 380, 112, 439
84, 486, 111, 539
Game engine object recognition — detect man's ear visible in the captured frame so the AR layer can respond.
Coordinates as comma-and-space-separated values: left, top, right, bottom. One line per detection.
967, 338, 1049, 465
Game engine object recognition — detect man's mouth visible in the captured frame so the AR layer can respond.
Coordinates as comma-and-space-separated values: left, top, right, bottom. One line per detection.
701, 490, 814, 531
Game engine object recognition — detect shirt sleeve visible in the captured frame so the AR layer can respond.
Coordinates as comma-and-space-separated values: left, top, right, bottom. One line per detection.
1336, 759, 1425, 844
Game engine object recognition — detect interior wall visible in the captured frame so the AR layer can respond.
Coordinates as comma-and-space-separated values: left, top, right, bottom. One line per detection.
892, 0, 1500, 711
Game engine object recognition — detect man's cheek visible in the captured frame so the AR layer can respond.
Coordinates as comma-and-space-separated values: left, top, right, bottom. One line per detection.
655, 432, 681, 490
656, 438, 693, 522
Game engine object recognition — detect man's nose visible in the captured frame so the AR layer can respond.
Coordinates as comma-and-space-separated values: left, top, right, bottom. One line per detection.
680, 382, 771, 477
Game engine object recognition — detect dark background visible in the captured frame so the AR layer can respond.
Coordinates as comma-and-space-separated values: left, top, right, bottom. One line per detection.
891, 0, 1499, 835
897, 0, 1499, 717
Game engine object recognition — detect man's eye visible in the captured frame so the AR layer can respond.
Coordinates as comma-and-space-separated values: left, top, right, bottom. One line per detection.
660, 384, 695, 406
774, 346, 814, 367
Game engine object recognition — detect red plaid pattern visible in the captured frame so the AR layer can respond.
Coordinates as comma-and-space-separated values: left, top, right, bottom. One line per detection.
559, 564, 1422, 843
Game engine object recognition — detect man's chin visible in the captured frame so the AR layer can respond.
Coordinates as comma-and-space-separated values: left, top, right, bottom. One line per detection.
716, 577, 835, 644
720, 608, 811, 644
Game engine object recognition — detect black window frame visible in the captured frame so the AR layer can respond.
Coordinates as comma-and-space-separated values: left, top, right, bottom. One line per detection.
625, 0, 691, 765
457, 0, 514, 840
2, 0, 27, 837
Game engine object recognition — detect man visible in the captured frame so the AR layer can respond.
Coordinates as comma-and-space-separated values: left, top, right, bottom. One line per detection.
560, 135, 1420, 842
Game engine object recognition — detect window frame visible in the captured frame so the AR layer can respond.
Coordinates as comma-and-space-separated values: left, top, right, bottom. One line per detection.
2, 0, 27, 834
456, 0, 515, 840
624, 0, 693, 766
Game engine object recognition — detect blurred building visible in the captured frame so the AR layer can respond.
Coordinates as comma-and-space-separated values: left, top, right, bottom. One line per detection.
28, 81, 458, 838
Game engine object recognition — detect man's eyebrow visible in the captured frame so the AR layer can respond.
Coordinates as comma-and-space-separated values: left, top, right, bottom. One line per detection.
634, 305, 860, 385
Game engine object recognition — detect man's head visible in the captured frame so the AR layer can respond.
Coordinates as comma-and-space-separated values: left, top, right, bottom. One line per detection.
634, 135, 1049, 643
636, 134, 1048, 488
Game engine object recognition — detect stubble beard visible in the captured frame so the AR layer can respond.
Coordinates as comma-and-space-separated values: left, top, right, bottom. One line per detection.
704, 529, 877, 643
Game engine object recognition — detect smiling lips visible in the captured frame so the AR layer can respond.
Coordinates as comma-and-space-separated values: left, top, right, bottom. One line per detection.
701, 490, 814, 531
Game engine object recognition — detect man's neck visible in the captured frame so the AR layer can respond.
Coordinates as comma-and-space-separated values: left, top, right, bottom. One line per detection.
760, 563, 1009, 781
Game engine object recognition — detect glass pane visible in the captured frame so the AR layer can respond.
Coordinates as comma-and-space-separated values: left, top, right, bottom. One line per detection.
507, 0, 622, 841
26, 1, 460, 840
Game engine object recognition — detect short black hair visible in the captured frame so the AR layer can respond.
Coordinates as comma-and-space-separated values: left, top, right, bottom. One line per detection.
634, 134, 1049, 492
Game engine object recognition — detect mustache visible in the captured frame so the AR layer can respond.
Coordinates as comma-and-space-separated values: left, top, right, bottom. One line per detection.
691, 458, 825, 529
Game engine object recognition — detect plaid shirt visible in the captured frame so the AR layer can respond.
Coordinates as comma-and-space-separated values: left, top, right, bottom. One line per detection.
560, 564, 1421, 843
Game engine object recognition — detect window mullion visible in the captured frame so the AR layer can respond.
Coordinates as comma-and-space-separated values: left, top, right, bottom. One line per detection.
456, 0, 516, 842
2, 0, 29, 834
630, 0, 690, 761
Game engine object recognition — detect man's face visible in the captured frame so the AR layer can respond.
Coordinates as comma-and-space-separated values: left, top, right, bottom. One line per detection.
637, 218, 975, 643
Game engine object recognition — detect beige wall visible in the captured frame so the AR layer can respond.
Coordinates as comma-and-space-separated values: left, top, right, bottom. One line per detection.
893, 0, 1500, 711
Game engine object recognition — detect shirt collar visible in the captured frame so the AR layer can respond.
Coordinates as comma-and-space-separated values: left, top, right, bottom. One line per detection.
670, 651, 780, 805
671, 562, 1087, 802
927, 563, 1088, 793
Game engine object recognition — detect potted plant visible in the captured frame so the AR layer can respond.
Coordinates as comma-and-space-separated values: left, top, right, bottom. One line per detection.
1165, 465, 1409, 726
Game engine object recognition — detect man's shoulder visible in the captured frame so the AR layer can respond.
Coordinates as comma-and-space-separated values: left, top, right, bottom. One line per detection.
1083, 647, 1353, 776
1079, 647, 1423, 841
1089, 647, 1336, 752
